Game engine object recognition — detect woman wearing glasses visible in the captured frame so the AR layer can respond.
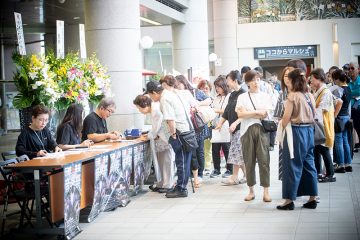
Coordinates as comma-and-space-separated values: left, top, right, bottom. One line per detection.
56, 104, 93, 150
16, 105, 62, 159
82, 98, 122, 142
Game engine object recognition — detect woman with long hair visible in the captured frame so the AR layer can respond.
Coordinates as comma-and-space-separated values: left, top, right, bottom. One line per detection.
176, 75, 211, 187
277, 68, 318, 210
57, 104, 93, 150
210, 75, 231, 178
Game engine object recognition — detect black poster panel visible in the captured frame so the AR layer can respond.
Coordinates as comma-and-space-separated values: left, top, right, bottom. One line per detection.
64, 162, 82, 239
87, 155, 109, 222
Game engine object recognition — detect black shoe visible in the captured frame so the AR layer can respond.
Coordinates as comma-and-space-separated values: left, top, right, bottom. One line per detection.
165, 186, 188, 198
326, 176, 336, 182
276, 202, 294, 210
355, 143, 360, 148
334, 166, 346, 173
210, 169, 221, 178
303, 200, 317, 209
149, 185, 160, 192
345, 166, 353, 172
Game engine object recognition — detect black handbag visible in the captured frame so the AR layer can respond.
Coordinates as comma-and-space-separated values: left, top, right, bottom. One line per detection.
176, 95, 199, 152
248, 92, 277, 132
261, 120, 278, 132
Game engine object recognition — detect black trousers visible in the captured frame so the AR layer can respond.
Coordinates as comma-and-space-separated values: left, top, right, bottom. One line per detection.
314, 145, 334, 177
211, 142, 231, 172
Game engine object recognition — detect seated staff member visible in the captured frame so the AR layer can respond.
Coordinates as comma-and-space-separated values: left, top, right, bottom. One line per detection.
16, 105, 62, 159
56, 104, 93, 150
82, 98, 122, 142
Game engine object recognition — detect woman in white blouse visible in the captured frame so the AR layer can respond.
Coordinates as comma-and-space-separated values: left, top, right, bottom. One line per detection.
133, 95, 175, 193
210, 75, 231, 177
236, 70, 272, 202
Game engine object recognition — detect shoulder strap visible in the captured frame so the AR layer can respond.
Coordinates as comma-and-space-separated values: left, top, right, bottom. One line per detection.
176, 94, 194, 131
248, 92, 256, 110
315, 88, 327, 106
302, 93, 315, 118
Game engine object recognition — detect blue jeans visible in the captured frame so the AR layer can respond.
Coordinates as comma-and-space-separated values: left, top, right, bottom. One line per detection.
169, 136, 192, 190
334, 115, 352, 166
191, 133, 205, 177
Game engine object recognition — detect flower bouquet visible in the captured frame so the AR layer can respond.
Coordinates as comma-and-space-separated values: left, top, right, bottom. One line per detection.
12, 53, 63, 109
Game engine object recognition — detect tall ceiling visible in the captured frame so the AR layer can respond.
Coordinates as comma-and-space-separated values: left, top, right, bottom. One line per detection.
0, 0, 185, 45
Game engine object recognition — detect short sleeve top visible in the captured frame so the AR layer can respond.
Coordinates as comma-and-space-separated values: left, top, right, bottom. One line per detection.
285, 92, 315, 124
81, 112, 107, 141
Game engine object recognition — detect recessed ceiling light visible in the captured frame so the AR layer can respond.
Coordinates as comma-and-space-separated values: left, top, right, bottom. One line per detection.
140, 17, 162, 26
73, 17, 80, 20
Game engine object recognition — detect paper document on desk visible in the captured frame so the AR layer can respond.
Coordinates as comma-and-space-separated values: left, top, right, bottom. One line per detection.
106, 139, 137, 143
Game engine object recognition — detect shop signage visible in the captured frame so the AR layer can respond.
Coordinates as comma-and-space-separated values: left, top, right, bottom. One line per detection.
56, 20, 65, 59
14, 12, 26, 55
79, 24, 87, 59
254, 45, 317, 59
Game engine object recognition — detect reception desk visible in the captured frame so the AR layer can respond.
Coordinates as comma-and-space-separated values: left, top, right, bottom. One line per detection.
6, 139, 151, 239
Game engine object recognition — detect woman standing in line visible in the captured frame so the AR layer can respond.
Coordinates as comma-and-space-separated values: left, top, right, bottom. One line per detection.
274, 66, 295, 180
56, 104, 93, 150
133, 95, 175, 193
332, 69, 352, 173
236, 70, 272, 202
176, 75, 211, 186
216, 70, 247, 184
310, 68, 336, 182
209, 75, 231, 178
197, 79, 214, 175
277, 68, 318, 210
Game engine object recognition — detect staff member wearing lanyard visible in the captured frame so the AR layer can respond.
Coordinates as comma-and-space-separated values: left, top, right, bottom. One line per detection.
16, 105, 62, 159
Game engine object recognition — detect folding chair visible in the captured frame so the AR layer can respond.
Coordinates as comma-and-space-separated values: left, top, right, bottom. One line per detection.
1, 151, 16, 161
0, 159, 33, 236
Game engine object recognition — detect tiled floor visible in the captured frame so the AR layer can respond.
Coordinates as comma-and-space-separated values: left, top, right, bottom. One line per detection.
1, 132, 359, 240
76, 147, 360, 240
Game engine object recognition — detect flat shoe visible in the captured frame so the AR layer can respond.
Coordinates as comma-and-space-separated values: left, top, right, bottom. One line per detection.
149, 185, 160, 192
277, 202, 294, 210
244, 195, 255, 201
303, 200, 317, 209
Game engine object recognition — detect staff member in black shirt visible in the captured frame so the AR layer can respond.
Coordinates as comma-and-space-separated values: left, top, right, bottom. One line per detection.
82, 98, 122, 142
16, 105, 62, 159
57, 103, 93, 150
215, 70, 247, 185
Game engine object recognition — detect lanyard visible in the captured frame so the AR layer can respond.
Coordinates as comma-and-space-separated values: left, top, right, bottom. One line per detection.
33, 130, 45, 150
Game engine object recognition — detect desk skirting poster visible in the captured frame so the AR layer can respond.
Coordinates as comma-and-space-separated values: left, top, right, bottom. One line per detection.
102, 150, 130, 211
122, 146, 133, 195
88, 155, 109, 222
133, 143, 145, 195
64, 162, 82, 239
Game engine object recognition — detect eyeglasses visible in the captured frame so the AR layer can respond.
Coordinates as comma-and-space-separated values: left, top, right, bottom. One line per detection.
37, 118, 49, 123
349, 67, 355, 71
105, 108, 114, 114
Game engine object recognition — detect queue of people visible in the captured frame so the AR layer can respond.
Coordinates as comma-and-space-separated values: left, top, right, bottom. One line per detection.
14, 60, 358, 210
